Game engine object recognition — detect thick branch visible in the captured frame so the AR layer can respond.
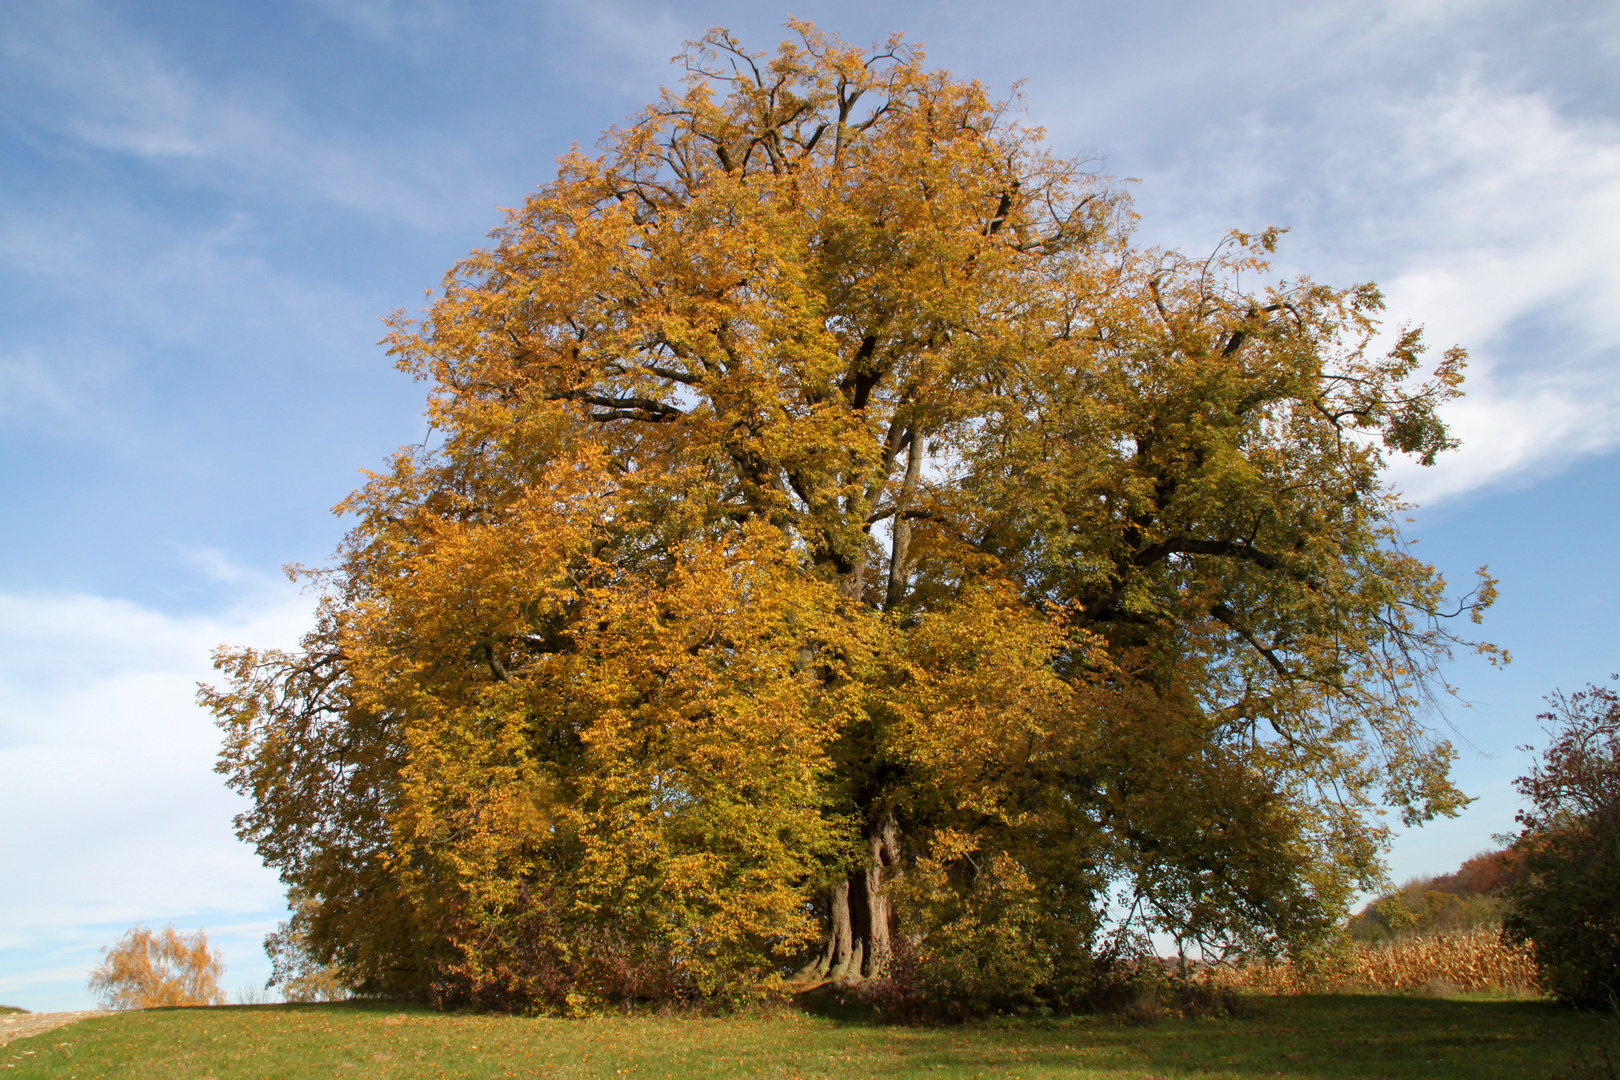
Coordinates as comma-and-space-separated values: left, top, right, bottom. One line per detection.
1209, 603, 1291, 677
548, 389, 686, 421
884, 429, 923, 610
841, 335, 883, 410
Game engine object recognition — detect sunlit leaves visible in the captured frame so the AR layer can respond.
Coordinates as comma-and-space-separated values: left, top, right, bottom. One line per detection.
203, 22, 1494, 1010
88, 926, 225, 1010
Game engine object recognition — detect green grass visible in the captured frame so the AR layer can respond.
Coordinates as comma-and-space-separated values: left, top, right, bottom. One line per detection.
0, 1007, 28, 1015
2, 995, 1609, 1079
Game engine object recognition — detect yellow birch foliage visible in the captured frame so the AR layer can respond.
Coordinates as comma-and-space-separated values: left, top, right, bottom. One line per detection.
203, 23, 1496, 1011
88, 925, 226, 1010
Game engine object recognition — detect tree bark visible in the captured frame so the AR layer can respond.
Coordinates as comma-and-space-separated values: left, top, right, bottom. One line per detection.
794, 811, 902, 984
884, 430, 922, 611
793, 431, 914, 984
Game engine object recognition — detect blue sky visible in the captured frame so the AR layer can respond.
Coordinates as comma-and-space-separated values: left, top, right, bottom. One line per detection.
1, 0, 1616, 1011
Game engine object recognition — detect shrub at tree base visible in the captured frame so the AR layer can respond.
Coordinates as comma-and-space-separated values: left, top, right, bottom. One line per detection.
202, 21, 1498, 1013
852, 942, 1240, 1025
1504, 680, 1620, 1009
88, 925, 226, 1010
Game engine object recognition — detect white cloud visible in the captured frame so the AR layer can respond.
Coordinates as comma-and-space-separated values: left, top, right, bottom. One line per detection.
0, 580, 314, 1009
0, 966, 87, 998
1397, 370, 1620, 503
1371, 83, 1620, 501
1084, 12, 1620, 505
184, 548, 261, 586
1378, 84, 1620, 344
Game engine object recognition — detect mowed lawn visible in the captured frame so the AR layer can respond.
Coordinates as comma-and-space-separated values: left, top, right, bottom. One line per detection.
2, 995, 1608, 1080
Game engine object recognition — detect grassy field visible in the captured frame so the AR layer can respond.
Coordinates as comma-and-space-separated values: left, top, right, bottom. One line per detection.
1, 995, 1609, 1080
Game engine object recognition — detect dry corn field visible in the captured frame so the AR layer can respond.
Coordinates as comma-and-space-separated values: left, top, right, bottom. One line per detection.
1212, 928, 1541, 995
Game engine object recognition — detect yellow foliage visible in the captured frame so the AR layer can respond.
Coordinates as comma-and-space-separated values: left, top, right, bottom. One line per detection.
202, 22, 1496, 1010
265, 889, 352, 1003
88, 925, 225, 1010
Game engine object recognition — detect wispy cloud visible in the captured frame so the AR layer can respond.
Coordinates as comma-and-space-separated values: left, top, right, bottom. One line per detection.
1367, 82, 1620, 501
1, 0, 450, 227
300, 0, 457, 50
0, 578, 312, 1008
0, 225, 369, 454
1376, 82, 1620, 339
0, 343, 107, 421
1061, 2, 1620, 505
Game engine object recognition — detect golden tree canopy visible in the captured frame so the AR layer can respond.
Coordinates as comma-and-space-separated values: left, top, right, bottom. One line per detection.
205, 23, 1495, 1012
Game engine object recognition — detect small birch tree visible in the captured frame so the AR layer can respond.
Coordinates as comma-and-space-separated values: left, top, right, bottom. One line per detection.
88, 925, 225, 1010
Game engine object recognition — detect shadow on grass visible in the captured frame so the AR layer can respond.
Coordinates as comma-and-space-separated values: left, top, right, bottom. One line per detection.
784, 990, 1606, 1079
1159, 995, 1592, 1078
940, 995, 1601, 1080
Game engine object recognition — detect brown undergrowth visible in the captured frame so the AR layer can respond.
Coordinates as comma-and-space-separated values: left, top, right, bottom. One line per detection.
1208, 927, 1540, 996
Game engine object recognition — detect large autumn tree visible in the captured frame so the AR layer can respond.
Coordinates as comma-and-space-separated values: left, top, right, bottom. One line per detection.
204, 23, 1496, 1011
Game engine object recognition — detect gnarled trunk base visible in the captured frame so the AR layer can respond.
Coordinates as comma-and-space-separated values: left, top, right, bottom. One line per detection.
793, 812, 902, 983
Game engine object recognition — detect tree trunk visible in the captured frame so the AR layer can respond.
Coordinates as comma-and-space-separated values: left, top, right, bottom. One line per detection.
794, 811, 902, 984
884, 429, 922, 611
